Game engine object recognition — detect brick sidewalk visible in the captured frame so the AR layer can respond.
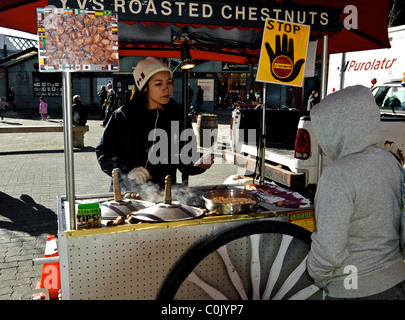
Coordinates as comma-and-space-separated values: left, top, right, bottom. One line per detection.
0, 109, 237, 299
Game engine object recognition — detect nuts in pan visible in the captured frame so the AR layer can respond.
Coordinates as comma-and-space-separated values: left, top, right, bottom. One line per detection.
209, 196, 255, 204
123, 192, 142, 200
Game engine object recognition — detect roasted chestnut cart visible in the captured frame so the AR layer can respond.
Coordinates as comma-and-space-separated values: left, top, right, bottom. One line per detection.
55, 174, 321, 300
26, 8, 319, 299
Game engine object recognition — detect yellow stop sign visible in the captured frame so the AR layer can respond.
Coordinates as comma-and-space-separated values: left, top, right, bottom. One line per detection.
256, 19, 311, 87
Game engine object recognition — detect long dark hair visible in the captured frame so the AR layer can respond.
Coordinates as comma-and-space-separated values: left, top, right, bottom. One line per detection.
132, 89, 149, 108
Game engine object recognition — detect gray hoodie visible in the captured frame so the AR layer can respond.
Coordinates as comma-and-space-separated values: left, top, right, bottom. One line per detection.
307, 85, 405, 298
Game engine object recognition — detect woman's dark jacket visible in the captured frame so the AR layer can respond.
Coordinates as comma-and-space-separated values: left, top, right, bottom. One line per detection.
96, 97, 205, 190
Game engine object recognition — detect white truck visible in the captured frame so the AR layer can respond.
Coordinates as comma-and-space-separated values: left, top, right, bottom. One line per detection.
327, 25, 405, 95
224, 26, 405, 191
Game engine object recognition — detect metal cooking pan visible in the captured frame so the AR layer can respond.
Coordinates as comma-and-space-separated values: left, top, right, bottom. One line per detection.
133, 175, 204, 222
203, 189, 259, 214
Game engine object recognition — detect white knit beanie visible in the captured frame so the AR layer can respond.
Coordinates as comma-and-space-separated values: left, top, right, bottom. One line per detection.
133, 57, 172, 91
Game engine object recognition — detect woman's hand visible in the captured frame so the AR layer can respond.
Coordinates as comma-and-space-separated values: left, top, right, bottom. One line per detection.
128, 166, 152, 183
198, 155, 214, 170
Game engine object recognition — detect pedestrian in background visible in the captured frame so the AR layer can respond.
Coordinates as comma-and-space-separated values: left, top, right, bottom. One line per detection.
98, 85, 107, 118
39, 96, 49, 121
6, 85, 16, 112
0, 96, 3, 120
196, 85, 204, 114
307, 90, 319, 110
102, 85, 117, 127
72, 95, 88, 126
188, 83, 194, 106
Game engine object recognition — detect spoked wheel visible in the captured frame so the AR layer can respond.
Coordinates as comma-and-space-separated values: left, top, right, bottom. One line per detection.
158, 220, 322, 300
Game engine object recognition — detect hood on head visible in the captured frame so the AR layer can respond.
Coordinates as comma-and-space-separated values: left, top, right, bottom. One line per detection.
310, 85, 382, 161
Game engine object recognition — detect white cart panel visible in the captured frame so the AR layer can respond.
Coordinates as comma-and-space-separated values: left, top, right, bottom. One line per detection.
58, 213, 292, 300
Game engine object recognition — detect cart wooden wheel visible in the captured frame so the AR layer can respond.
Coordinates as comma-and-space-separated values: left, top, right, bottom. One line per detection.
158, 220, 321, 300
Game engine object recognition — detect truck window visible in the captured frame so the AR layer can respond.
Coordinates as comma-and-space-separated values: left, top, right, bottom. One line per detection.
374, 86, 405, 113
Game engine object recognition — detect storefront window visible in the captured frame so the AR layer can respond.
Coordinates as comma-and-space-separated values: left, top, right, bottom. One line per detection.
32, 71, 62, 97
173, 68, 258, 111
216, 72, 260, 109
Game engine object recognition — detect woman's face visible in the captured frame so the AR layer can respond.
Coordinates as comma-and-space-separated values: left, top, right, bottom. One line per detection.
144, 71, 173, 109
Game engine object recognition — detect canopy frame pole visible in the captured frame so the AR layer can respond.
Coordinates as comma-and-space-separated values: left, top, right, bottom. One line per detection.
259, 83, 267, 185
317, 35, 329, 183
182, 67, 190, 185
62, 71, 76, 230
340, 52, 346, 90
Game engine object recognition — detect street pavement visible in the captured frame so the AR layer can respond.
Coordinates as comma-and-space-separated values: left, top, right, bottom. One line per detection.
0, 107, 240, 300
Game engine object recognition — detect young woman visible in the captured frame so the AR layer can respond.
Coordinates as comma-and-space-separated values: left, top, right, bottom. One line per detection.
96, 57, 213, 191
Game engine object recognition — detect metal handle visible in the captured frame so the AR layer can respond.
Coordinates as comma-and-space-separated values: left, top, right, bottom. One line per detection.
164, 175, 172, 204
112, 168, 123, 202
32, 256, 60, 265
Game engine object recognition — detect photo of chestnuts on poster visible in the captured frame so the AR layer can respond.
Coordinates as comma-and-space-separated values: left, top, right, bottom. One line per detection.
37, 7, 119, 72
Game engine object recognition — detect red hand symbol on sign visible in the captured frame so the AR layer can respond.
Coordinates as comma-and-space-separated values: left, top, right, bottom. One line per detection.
265, 34, 305, 82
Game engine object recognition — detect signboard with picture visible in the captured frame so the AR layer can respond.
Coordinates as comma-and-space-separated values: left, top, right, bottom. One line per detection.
37, 7, 119, 72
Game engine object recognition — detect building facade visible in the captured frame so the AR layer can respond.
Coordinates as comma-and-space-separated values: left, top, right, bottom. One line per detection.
0, 32, 319, 115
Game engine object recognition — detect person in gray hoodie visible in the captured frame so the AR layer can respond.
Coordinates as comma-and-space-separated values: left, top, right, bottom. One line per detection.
307, 85, 405, 300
